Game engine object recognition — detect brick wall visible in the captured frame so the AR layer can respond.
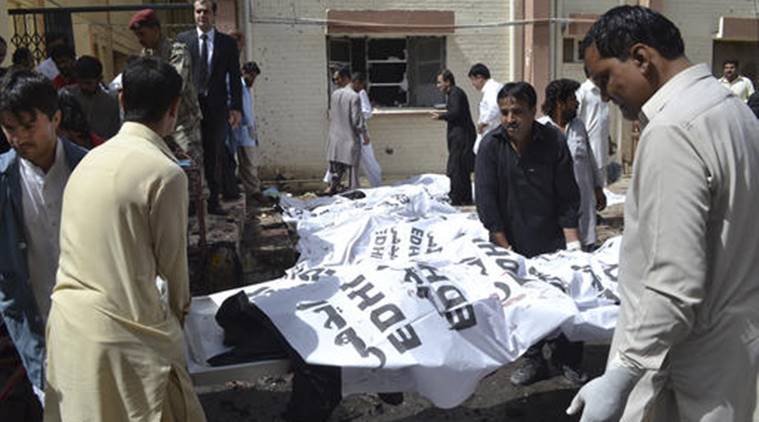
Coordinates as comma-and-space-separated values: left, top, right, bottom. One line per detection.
247, 0, 511, 180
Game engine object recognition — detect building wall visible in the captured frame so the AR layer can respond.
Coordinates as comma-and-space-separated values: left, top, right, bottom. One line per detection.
248, 0, 511, 179
556, 0, 759, 172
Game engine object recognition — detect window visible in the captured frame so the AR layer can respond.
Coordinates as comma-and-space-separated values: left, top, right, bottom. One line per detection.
562, 37, 582, 63
327, 36, 446, 108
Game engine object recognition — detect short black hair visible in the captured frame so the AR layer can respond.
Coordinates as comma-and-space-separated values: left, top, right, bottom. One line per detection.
75, 55, 103, 79
581, 6, 684, 61
195, 0, 218, 13
12, 47, 33, 66
438, 69, 456, 85
467, 63, 491, 79
723, 59, 739, 68
242, 61, 260, 75
0, 70, 59, 120
542, 79, 581, 118
58, 90, 91, 138
50, 44, 75, 62
351, 72, 366, 83
337, 66, 351, 80
122, 56, 182, 124
497, 82, 537, 109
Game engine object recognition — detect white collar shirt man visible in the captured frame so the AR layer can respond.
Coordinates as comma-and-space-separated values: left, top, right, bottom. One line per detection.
719, 74, 755, 102
473, 78, 503, 154
19, 138, 70, 319
576, 79, 610, 176
196, 26, 215, 68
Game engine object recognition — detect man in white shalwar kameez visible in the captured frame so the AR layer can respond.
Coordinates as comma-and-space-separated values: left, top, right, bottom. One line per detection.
538, 78, 606, 251
45, 57, 205, 422
568, 6, 759, 422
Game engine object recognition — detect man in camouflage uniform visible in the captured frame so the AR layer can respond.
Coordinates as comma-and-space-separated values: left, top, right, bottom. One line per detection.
129, 9, 203, 168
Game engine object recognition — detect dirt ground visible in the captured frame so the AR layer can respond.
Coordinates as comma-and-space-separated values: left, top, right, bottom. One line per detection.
198, 345, 610, 422
0, 177, 627, 422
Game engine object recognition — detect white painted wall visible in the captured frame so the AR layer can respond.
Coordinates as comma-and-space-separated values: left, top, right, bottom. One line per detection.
247, 0, 511, 179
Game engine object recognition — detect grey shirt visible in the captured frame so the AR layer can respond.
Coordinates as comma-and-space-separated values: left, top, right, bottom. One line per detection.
611, 64, 759, 420
65, 85, 121, 140
327, 86, 366, 165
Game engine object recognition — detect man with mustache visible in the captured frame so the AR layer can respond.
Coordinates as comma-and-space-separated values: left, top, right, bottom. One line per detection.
568, 6, 759, 421
474, 81, 584, 386
538, 78, 606, 252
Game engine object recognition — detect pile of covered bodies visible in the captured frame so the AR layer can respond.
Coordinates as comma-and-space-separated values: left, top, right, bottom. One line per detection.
229, 175, 621, 408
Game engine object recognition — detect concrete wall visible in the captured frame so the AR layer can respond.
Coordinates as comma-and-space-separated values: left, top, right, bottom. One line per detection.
555, 0, 759, 171
247, 0, 511, 180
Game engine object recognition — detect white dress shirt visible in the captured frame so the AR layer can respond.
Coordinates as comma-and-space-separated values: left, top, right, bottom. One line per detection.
196, 27, 215, 69
576, 79, 610, 171
473, 78, 503, 154
719, 75, 755, 102
19, 138, 70, 319
358, 89, 373, 121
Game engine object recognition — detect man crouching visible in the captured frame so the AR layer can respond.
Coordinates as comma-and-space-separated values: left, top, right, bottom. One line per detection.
44, 57, 206, 421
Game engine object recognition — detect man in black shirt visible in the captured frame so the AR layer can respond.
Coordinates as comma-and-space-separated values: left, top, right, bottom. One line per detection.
475, 81, 586, 386
431, 69, 476, 205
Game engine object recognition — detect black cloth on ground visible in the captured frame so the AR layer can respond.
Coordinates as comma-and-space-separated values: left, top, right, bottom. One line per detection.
211, 291, 342, 422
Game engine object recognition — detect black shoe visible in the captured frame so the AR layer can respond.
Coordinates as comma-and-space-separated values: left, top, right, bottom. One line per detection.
561, 364, 589, 386
208, 202, 228, 216
510, 356, 549, 386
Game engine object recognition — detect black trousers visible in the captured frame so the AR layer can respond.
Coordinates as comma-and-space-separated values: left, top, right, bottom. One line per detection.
200, 100, 227, 204
447, 147, 474, 205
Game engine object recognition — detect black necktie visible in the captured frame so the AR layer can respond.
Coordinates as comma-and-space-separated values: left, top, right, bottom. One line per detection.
199, 33, 209, 93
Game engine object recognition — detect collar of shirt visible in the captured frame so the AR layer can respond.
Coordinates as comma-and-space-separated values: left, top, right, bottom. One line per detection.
719, 75, 746, 86
537, 115, 564, 132
640, 63, 710, 127
491, 121, 551, 157
118, 122, 179, 163
19, 137, 66, 182
481, 78, 500, 94
197, 26, 215, 42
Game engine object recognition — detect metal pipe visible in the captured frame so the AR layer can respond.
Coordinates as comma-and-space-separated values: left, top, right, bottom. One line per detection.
9, 4, 192, 15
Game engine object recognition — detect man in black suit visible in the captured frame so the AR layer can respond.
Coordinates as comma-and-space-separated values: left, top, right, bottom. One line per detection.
178, 0, 242, 215
431, 69, 476, 205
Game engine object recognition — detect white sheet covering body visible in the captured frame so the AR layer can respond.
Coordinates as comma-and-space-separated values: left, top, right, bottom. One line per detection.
186, 175, 624, 408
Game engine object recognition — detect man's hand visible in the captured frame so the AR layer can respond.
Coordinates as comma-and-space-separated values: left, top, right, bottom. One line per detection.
595, 187, 607, 211
430, 111, 442, 120
489, 231, 511, 250
228, 110, 242, 128
363, 135, 371, 145
477, 122, 488, 134
566, 366, 639, 422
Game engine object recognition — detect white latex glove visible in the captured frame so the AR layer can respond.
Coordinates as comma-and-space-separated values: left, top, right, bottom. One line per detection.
566, 240, 582, 251
566, 365, 640, 422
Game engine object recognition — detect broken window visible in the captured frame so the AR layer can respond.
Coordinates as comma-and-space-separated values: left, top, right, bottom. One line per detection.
327, 36, 446, 108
